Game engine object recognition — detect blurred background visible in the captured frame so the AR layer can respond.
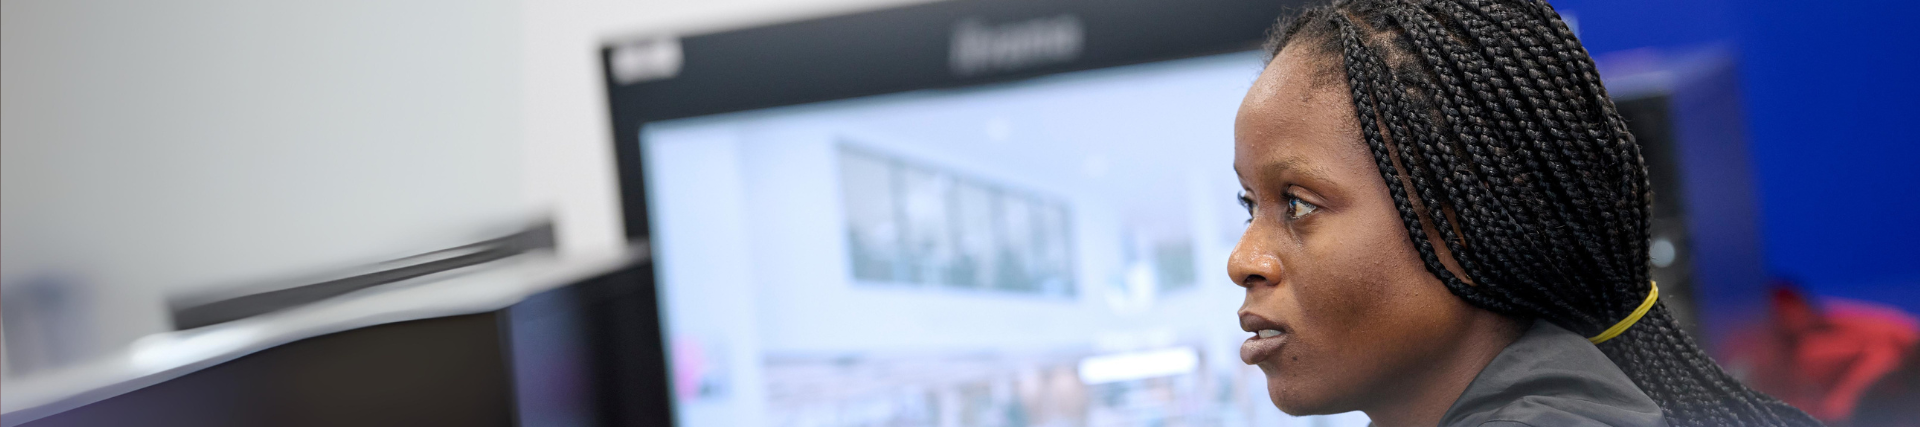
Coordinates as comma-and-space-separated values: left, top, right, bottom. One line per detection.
2, 0, 1916, 426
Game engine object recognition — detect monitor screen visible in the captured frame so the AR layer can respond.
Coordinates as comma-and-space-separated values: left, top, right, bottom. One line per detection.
639, 51, 1366, 426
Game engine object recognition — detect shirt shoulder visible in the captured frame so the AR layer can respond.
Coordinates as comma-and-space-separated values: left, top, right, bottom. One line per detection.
1440, 320, 1669, 427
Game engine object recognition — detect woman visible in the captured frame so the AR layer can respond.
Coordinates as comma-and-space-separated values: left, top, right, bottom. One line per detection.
1228, 0, 1819, 426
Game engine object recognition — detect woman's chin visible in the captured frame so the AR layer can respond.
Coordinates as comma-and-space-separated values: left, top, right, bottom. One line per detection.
1265, 377, 1347, 416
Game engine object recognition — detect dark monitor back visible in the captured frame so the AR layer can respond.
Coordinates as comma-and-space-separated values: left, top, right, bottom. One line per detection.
18, 314, 513, 427
16, 263, 669, 427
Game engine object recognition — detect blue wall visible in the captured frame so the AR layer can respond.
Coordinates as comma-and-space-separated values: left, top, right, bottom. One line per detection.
1551, 0, 1920, 312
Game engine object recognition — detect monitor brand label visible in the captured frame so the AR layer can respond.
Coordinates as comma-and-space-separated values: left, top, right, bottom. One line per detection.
610, 37, 684, 85
949, 15, 1084, 77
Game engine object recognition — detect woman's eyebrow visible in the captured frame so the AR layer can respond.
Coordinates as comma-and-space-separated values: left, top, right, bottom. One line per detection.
1253, 157, 1335, 185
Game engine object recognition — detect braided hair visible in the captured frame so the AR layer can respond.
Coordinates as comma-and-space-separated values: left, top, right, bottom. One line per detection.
1263, 1, 1820, 426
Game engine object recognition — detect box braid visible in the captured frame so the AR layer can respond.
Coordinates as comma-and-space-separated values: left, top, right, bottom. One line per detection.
1264, 1, 1820, 426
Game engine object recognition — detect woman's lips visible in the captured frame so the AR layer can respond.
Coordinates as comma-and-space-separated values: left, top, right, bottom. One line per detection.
1241, 330, 1288, 365
1239, 312, 1289, 365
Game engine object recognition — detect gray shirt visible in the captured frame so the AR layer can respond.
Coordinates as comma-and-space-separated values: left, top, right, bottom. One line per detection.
1436, 320, 1670, 427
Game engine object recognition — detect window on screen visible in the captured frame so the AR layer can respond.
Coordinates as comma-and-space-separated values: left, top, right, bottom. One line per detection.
839, 145, 1074, 296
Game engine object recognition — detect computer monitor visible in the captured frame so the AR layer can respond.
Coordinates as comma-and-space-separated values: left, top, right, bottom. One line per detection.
601, 1, 1365, 425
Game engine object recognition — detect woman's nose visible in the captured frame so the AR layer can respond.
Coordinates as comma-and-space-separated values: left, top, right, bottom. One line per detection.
1227, 230, 1284, 289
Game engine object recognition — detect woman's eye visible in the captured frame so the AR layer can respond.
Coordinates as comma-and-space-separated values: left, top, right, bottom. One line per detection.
1286, 196, 1319, 220
1237, 192, 1256, 223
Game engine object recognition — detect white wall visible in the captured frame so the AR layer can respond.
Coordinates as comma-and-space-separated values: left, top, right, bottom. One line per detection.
1, 0, 525, 371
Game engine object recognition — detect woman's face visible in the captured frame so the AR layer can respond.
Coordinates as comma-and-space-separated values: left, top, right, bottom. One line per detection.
1230, 45, 1496, 415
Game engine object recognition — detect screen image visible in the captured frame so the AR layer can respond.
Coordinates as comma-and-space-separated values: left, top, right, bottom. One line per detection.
641, 52, 1370, 427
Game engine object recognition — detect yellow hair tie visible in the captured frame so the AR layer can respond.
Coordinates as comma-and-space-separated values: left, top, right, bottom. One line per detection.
1589, 281, 1659, 344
